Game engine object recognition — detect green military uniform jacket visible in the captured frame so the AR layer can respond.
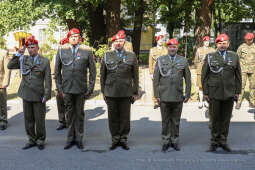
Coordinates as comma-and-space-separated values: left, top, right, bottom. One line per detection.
0, 49, 11, 88
153, 55, 191, 102
201, 50, 242, 100
237, 43, 255, 73
100, 50, 139, 97
7, 54, 51, 102
55, 44, 96, 94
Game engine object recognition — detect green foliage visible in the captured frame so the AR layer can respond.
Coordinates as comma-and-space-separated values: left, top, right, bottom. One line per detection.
178, 36, 194, 63
40, 43, 56, 61
0, 0, 46, 35
94, 44, 108, 60
0, 36, 6, 49
139, 53, 149, 65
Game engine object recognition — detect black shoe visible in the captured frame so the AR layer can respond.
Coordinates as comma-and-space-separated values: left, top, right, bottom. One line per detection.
220, 144, 231, 152
64, 141, 75, 150
0, 125, 7, 130
56, 124, 66, 130
109, 142, 119, 150
172, 143, 180, 151
120, 142, 129, 150
209, 144, 217, 152
22, 143, 36, 150
37, 144, 45, 150
154, 105, 159, 109
76, 142, 84, 150
161, 144, 169, 152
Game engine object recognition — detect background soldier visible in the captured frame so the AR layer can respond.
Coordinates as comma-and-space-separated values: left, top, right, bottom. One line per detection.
153, 38, 191, 152
51, 38, 68, 131
8, 36, 52, 150
111, 30, 133, 52
236, 32, 255, 109
194, 36, 215, 109
0, 49, 11, 130
202, 34, 242, 152
55, 28, 96, 150
100, 31, 139, 150
149, 35, 168, 109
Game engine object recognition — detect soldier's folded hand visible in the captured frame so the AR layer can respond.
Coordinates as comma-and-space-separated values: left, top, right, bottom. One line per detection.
183, 97, 189, 103
204, 95, 210, 102
41, 97, 47, 103
84, 92, 90, 99
150, 74, 153, 80
156, 98, 160, 103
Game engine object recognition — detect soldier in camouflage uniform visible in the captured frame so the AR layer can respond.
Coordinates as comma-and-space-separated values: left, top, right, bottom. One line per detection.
0, 49, 11, 130
202, 34, 242, 152
100, 31, 139, 150
149, 35, 168, 109
55, 28, 96, 150
236, 32, 255, 109
8, 36, 52, 150
194, 36, 215, 109
153, 38, 191, 152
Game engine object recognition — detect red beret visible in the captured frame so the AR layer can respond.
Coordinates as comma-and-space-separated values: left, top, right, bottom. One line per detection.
155, 35, 164, 42
202, 36, 210, 41
25, 36, 38, 46
117, 30, 126, 38
166, 38, 178, 46
245, 32, 254, 40
67, 28, 80, 38
112, 31, 125, 42
59, 37, 69, 45
215, 33, 229, 43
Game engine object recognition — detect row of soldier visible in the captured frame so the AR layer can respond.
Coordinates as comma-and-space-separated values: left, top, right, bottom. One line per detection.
1, 28, 253, 152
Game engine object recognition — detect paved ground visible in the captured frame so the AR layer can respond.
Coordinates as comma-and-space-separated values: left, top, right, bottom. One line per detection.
1, 67, 255, 169
0, 99, 255, 170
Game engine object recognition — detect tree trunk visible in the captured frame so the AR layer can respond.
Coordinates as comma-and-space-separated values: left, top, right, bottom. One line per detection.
132, 0, 144, 60
87, 3, 106, 46
106, 0, 121, 39
194, 0, 213, 62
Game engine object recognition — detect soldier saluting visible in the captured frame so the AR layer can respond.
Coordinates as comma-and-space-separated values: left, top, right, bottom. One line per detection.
100, 31, 139, 150
153, 38, 191, 152
8, 36, 52, 150
55, 28, 96, 150
202, 33, 242, 152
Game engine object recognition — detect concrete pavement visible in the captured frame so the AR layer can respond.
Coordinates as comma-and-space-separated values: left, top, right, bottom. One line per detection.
0, 99, 255, 170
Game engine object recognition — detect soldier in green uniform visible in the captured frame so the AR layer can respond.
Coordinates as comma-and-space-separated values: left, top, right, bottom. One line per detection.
236, 32, 255, 109
0, 49, 11, 130
51, 38, 69, 130
194, 36, 215, 109
153, 38, 191, 152
149, 35, 168, 109
202, 34, 242, 152
100, 31, 139, 150
55, 28, 96, 150
8, 36, 52, 150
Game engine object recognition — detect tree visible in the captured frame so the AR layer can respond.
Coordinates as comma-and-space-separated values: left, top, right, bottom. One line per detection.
106, 0, 121, 39
193, 0, 214, 58
0, 0, 45, 36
